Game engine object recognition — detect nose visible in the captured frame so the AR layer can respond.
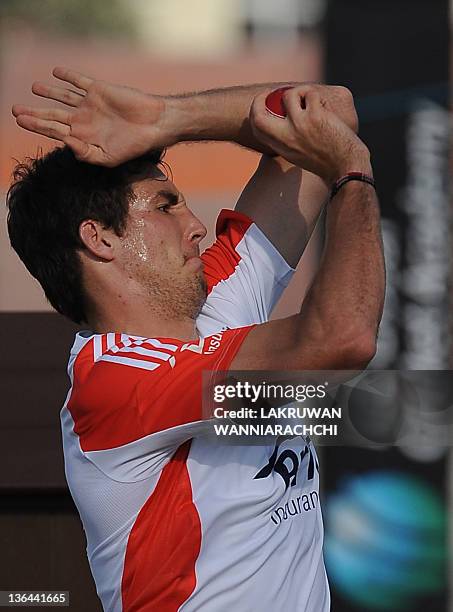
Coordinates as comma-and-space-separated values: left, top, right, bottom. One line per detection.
184, 209, 207, 245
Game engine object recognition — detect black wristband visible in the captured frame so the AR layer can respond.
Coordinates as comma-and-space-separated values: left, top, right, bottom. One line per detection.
330, 172, 376, 201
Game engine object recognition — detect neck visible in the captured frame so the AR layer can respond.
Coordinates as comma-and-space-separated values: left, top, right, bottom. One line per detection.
86, 305, 199, 342
83, 265, 205, 341
87, 296, 198, 340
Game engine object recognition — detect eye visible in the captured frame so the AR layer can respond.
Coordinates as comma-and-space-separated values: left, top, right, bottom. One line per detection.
157, 203, 172, 213
157, 198, 185, 213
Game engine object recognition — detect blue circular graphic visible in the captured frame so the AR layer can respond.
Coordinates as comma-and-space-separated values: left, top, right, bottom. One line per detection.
324, 471, 447, 610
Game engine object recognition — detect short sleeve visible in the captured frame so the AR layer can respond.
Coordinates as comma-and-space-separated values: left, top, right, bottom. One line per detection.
198, 209, 295, 336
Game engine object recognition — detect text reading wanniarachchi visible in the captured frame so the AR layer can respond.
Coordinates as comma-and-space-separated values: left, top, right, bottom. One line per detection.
213, 423, 338, 437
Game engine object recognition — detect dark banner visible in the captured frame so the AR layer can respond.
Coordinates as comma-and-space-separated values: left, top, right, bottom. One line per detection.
324, 0, 450, 610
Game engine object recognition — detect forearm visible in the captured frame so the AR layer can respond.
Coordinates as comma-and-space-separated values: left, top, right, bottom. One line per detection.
229, 177, 384, 372
300, 179, 385, 350
163, 82, 358, 155
164, 83, 295, 154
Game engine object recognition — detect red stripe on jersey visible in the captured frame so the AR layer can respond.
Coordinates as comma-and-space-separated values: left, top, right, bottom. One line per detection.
202, 209, 253, 295
121, 441, 201, 611
214, 208, 252, 237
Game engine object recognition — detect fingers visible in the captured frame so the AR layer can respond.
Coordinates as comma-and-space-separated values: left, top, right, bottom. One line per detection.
62, 136, 110, 166
12, 109, 108, 165
62, 136, 89, 158
52, 66, 93, 92
12, 104, 72, 125
252, 86, 323, 131
283, 86, 323, 123
14, 114, 70, 141
31, 81, 83, 107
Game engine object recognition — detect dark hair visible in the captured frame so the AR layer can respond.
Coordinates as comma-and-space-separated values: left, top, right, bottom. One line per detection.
7, 145, 164, 324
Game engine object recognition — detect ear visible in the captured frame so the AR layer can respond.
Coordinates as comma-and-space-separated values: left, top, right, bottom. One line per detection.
79, 220, 116, 261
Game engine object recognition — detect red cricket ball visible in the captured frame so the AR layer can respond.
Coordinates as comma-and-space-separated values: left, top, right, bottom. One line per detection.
264, 86, 294, 118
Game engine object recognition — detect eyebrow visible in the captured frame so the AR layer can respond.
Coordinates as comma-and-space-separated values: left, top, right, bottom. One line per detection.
152, 189, 182, 205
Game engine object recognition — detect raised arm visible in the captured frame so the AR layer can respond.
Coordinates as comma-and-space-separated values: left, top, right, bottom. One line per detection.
12, 68, 357, 266
231, 86, 385, 371
12, 67, 357, 165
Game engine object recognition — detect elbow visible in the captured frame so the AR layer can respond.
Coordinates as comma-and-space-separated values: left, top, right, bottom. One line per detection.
338, 329, 377, 370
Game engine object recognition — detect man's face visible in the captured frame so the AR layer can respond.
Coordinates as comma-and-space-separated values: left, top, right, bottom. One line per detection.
117, 169, 208, 320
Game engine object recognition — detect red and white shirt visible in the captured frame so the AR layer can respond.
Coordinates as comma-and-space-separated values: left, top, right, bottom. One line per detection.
61, 209, 330, 611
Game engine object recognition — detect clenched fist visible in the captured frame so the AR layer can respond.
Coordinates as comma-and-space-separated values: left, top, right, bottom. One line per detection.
250, 85, 371, 185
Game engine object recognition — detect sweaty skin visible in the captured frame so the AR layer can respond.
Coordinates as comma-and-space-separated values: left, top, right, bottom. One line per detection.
118, 178, 208, 323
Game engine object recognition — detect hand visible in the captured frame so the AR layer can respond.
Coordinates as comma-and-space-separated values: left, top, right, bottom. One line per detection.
250, 85, 371, 185
12, 67, 171, 167
313, 84, 359, 134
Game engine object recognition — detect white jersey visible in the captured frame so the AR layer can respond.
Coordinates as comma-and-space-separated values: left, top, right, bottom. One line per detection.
61, 209, 330, 611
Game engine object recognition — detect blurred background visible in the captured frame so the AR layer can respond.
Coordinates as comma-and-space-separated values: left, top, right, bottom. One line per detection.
0, 0, 450, 610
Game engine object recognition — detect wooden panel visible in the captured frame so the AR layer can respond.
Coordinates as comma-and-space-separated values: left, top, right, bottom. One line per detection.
0, 313, 80, 490
1, 493, 101, 610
